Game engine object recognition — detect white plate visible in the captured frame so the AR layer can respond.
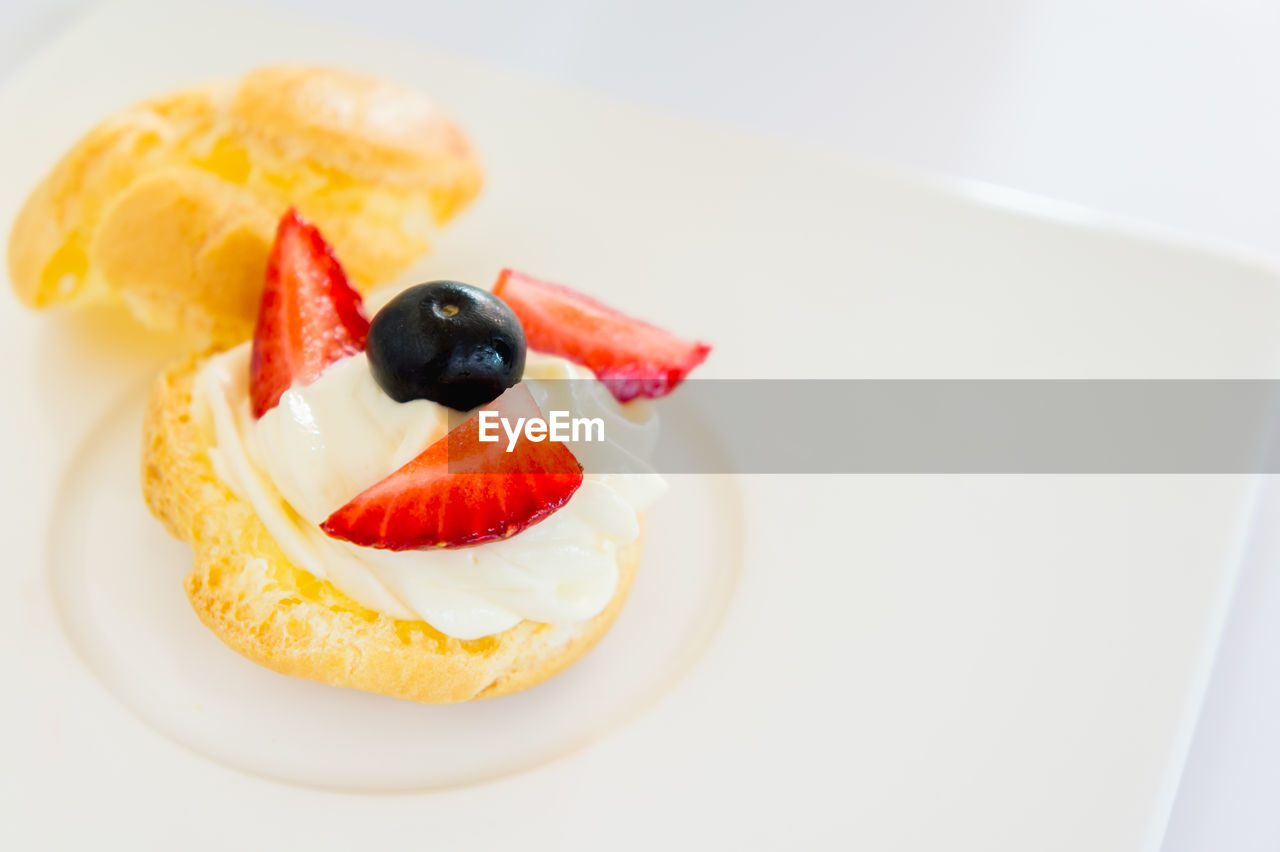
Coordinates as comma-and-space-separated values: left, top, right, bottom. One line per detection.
5, 0, 1280, 849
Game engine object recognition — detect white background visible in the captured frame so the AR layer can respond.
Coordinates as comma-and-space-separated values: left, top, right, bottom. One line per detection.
4, 0, 1278, 848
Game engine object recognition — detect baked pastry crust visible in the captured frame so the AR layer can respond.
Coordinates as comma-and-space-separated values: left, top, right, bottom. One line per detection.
141, 355, 638, 703
9, 66, 483, 345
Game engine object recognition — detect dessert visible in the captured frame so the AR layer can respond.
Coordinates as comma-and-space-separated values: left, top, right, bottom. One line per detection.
142, 211, 711, 702
8, 66, 482, 345
9, 66, 711, 703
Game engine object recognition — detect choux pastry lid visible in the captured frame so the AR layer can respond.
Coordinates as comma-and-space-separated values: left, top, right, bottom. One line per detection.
7, 65, 483, 347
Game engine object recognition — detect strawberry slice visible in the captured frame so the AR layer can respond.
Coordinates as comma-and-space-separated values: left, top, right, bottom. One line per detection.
493, 269, 710, 402
250, 209, 369, 418
320, 384, 584, 550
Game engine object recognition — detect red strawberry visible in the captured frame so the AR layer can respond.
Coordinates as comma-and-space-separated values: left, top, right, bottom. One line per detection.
321, 384, 584, 550
250, 209, 369, 418
493, 269, 710, 402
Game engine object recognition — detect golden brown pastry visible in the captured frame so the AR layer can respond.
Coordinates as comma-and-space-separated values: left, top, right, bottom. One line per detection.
141, 354, 639, 703
8, 66, 482, 345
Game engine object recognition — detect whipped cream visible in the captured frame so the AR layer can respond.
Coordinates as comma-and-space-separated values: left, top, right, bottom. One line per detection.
191, 344, 666, 639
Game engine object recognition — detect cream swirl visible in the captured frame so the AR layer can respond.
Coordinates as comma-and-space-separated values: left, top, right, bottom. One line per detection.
190, 343, 666, 639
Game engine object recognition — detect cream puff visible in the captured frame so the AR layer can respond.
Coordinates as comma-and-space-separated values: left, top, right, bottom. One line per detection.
142, 210, 710, 702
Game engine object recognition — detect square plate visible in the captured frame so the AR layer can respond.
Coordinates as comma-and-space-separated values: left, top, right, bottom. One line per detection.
4, 1, 1280, 849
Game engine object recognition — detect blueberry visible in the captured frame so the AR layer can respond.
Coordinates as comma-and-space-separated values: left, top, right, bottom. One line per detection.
366, 281, 526, 411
